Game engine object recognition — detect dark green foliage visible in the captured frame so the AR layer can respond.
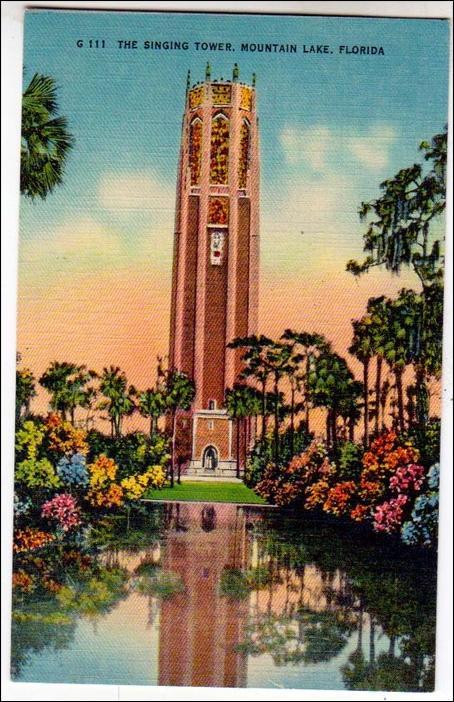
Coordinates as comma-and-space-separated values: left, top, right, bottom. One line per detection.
404, 418, 441, 470
245, 424, 313, 487
338, 441, 364, 481
21, 73, 74, 200
86, 430, 168, 480
346, 129, 446, 287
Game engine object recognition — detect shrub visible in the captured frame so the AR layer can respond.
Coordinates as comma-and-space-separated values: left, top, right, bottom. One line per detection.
41, 493, 82, 533
15, 457, 60, 490
401, 464, 439, 547
13, 528, 55, 553
45, 413, 88, 457
338, 442, 363, 481
255, 441, 335, 507
15, 420, 45, 461
56, 453, 89, 489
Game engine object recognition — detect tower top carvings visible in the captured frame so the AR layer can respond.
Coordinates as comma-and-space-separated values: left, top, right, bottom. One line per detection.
186, 63, 257, 93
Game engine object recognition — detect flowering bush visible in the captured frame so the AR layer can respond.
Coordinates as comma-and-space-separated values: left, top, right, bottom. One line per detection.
144, 465, 167, 489
57, 453, 89, 489
15, 457, 60, 490
401, 464, 439, 547
12, 570, 35, 593
373, 494, 409, 534
350, 504, 370, 522
15, 420, 45, 461
88, 454, 117, 488
323, 481, 357, 517
120, 465, 167, 501
256, 442, 335, 507
45, 413, 88, 457
14, 528, 55, 553
41, 493, 82, 532
305, 480, 330, 510
87, 483, 124, 509
361, 431, 420, 483
389, 464, 425, 494
13, 492, 32, 517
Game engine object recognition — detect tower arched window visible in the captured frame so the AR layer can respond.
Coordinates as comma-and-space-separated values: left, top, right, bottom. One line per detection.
210, 113, 229, 185
189, 117, 202, 185
238, 119, 251, 189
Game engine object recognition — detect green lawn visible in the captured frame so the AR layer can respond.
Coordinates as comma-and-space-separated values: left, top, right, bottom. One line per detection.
143, 480, 267, 505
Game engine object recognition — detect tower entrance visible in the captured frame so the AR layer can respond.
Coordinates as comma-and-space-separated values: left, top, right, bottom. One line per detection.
202, 445, 218, 470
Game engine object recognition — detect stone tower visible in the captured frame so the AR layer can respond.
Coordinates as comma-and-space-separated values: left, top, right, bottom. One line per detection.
169, 64, 260, 476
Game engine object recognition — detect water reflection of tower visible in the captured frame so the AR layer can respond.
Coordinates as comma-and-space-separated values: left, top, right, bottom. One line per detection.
158, 503, 251, 687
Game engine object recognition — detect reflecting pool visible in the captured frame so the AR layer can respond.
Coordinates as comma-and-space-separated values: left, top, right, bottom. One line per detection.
11, 502, 437, 690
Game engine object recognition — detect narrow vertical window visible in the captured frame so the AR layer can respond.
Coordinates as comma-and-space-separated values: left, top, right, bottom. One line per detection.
210, 113, 229, 185
189, 118, 202, 185
238, 119, 250, 189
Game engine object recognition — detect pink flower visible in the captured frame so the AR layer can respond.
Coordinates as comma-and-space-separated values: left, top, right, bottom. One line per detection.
373, 494, 409, 534
41, 493, 81, 532
389, 464, 425, 494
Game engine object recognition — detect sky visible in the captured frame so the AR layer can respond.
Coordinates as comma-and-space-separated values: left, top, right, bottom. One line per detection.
17, 9, 449, 424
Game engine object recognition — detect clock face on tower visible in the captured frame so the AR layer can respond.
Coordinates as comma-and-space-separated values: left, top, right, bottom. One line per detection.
210, 229, 226, 265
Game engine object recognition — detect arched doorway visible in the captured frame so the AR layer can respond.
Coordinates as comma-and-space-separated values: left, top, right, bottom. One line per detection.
202, 445, 218, 471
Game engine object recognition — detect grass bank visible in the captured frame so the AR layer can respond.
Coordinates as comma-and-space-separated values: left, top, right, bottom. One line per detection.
143, 480, 267, 505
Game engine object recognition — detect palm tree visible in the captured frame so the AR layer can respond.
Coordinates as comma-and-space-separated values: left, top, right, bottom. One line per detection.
349, 316, 374, 448
39, 361, 82, 420
228, 334, 274, 442
65, 366, 98, 425
281, 330, 328, 433
163, 369, 195, 487
99, 366, 136, 437
382, 293, 417, 433
139, 388, 166, 438
15, 367, 36, 424
21, 73, 74, 200
366, 296, 389, 437
225, 384, 256, 478
308, 350, 359, 449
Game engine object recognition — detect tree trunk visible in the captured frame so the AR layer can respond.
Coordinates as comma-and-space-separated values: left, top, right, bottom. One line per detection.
290, 384, 295, 456
375, 356, 382, 437
305, 356, 311, 432
369, 615, 376, 664
170, 410, 177, 488
70, 407, 75, 426
261, 380, 267, 442
415, 363, 429, 427
331, 409, 338, 450
236, 419, 241, 479
363, 358, 370, 448
150, 415, 154, 439
326, 410, 332, 448
394, 367, 405, 432
273, 372, 279, 467
348, 417, 355, 442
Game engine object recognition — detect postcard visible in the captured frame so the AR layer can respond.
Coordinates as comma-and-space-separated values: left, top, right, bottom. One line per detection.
10, 8, 450, 692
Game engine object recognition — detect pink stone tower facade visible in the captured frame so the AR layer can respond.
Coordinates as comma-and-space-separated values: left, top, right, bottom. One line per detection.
169, 63, 260, 476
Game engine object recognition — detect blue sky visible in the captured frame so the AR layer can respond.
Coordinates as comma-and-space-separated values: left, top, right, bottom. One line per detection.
18, 9, 449, 392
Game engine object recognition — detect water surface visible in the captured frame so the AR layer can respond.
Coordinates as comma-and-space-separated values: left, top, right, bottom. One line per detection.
11, 502, 436, 690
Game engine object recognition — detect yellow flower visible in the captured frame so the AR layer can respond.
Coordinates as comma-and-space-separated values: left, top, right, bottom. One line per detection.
88, 455, 117, 488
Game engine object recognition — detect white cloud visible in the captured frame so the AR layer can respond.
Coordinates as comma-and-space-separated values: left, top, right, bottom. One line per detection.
280, 125, 332, 170
280, 122, 397, 173
19, 217, 123, 279
347, 124, 397, 170
98, 171, 174, 215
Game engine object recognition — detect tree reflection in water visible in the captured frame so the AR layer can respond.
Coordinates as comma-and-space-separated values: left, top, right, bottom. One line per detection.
11, 503, 437, 690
